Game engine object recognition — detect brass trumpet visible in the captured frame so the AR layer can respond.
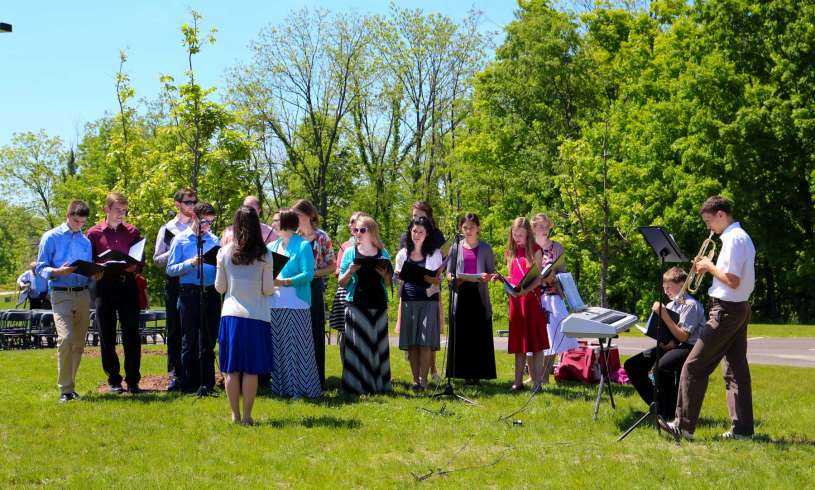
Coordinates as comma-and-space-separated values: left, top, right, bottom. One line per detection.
675, 231, 716, 304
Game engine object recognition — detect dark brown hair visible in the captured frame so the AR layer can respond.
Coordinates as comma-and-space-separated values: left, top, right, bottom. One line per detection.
458, 212, 480, 228
193, 202, 216, 219
231, 206, 267, 265
699, 196, 732, 216
278, 208, 299, 232
66, 200, 90, 218
173, 188, 197, 202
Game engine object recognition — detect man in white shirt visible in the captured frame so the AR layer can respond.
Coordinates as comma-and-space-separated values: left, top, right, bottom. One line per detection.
153, 188, 197, 390
668, 196, 756, 441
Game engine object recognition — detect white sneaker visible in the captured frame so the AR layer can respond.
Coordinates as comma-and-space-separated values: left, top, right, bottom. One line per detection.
666, 421, 694, 441
721, 431, 752, 440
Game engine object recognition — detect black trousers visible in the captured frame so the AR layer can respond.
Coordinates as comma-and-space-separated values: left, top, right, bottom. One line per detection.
164, 277, 181, 377
310, 277, 326, 387
623, 344, 692, 419
95, 275, 141, 387
178, 285, 220, 390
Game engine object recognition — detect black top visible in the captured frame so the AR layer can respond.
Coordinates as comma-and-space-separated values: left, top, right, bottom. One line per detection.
352, 247, 387, 310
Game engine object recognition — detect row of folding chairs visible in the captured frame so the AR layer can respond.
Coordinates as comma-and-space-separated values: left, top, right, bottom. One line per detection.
0, 309, 57, 349
0, 309, 167, 350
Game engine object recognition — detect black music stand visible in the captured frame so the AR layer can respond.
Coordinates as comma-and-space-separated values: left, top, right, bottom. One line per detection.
618, 226, 686, 442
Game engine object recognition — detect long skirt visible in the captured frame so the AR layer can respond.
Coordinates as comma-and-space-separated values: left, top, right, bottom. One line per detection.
398, 300, 441, 351
270, 308, 321, 398
508, 289, 549, 354
342, 303, 392, 394
309, 277, 326, 386
446, 282, 497, 380
329, 286, 347, 331
541, 294, 579, 356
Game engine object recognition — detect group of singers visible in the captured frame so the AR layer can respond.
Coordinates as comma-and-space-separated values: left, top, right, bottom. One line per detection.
34, 190, 756, 439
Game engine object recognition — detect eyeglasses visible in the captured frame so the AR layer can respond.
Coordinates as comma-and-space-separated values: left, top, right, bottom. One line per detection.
352, 227, 368, 234
181, 200, 198, 206
199, 218, 215, 226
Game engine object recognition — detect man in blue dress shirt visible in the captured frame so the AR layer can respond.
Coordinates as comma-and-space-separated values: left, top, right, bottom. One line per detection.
166, 202, 221, 393
35, 200, 101, 403
17, 261, 51, 309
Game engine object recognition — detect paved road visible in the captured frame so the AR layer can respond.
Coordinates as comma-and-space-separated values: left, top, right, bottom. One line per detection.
386, 336, 815, 368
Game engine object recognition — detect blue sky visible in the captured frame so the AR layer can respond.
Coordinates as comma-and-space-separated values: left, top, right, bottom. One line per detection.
0, 1, 518, 148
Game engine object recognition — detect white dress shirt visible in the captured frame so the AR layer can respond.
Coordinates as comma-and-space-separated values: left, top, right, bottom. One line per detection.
708, 222, 755, 302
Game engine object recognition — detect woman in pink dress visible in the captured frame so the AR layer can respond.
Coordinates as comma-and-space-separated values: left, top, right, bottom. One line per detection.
505, 217, 549, 391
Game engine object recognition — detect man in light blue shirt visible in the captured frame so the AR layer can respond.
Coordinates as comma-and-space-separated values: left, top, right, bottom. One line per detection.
35, 200, 100, 403
17, 261, 50, 309
166, 202, 221, 393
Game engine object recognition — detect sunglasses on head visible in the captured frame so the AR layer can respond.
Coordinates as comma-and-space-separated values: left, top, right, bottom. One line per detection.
352, 227, 368, 234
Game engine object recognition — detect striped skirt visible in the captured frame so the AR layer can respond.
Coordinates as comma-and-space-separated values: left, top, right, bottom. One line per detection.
342, 303, 392, 394
270, 308, 321, 399
329, 286, 348, 331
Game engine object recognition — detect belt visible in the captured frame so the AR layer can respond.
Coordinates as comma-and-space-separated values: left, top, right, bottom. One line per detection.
179, 284, 217, 292
711, 298, 747, 306
53, 286, 87, 292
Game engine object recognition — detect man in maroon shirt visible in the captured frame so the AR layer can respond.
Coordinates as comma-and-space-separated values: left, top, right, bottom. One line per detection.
87, 192, 145, 394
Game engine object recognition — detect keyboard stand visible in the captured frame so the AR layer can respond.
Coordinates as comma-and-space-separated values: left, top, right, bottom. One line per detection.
592, 337, 616, 421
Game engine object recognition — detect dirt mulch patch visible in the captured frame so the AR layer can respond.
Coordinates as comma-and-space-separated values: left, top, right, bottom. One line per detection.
95, 373, 225, 393
82, 347, 165, 359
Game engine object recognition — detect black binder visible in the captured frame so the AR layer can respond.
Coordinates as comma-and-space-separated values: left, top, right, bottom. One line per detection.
69, 260, 106, 277
641, 309, 681, 344
272, 251, 290, 278
353, 256, 393, 274
202, 245, 220, 266
398, 260, 441, 286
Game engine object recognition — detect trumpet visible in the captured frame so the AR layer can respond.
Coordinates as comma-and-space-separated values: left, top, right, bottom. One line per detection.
675, 231, 716, 304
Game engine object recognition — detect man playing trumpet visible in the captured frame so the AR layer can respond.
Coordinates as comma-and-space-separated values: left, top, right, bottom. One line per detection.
666, 196, 756, 441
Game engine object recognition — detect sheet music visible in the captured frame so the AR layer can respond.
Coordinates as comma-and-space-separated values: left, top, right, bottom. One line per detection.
556, 272, 586, 312
129, 238, 146, 262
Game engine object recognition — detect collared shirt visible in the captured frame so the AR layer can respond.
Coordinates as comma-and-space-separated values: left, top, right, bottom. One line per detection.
86, 221, 144, 275
17, 269, 48, 297
166, 228, 220, 286
666, 294, 706, 345
708, 222, 755, 302
35, 222, 92, 289
153, 216, 191, 269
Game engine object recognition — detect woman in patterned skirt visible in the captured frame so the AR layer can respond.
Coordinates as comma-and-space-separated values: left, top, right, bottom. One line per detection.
268, 209, 321, 398
215, 206, 276, 424
329, 211, 369, 364
338, 215, 393, 394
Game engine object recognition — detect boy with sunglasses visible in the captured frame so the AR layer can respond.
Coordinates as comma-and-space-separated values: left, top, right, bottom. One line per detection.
166, 202, 221, 393
153, 188, 197, 390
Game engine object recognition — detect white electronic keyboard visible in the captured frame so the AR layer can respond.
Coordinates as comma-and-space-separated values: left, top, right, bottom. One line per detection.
556, 273, 638, 339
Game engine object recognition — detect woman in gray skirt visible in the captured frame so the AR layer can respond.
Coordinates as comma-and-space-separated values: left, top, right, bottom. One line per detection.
395, 217, 443, 390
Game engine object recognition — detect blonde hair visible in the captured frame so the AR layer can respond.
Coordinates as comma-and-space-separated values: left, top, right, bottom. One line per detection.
505, 217, 535, 262
531, 213, 553, 229
356, 215, 386, 250
663, 266, 688, 284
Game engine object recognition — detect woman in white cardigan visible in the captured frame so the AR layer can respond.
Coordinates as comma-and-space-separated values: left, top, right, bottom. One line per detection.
394, 217, 444, 390
215, 206, 276, 425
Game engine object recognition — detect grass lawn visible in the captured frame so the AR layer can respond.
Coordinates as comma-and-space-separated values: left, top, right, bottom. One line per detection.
1, 344, 813, 488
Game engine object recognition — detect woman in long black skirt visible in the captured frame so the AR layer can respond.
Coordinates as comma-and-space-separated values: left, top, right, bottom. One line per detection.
446, 213, 497, 382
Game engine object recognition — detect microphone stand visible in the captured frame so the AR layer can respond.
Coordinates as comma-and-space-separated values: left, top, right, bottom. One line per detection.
432, 233, 476, 405
195, 225, 210, 397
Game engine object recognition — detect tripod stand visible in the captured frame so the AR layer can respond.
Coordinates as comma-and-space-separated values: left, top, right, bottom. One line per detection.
432, 233, 476, 405
619, 226, 686, 442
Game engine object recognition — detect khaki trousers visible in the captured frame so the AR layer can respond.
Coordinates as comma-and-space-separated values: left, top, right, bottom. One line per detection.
52, 289, 91, 394
675, 299, 754, 435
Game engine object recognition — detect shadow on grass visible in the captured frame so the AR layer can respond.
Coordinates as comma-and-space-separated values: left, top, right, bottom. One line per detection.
256, 377, 422, 407
255, 415, 362, 430
81, 390, 196, 403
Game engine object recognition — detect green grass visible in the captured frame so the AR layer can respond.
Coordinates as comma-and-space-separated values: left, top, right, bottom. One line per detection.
1, 345, 813, 488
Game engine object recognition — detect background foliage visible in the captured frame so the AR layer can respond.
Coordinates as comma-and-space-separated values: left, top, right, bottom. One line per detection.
1, 1, 813, 322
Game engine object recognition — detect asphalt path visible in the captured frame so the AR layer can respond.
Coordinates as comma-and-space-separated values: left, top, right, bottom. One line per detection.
387, 335, 815, 368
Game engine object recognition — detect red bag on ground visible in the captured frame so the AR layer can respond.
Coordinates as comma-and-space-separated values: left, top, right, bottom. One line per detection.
555, 346, 599, 383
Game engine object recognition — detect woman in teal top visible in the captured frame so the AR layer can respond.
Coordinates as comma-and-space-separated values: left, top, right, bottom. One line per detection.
267, 209, 321, 398
338, 214, 393, 394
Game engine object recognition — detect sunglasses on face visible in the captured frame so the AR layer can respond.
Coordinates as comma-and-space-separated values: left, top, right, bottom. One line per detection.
352, 227, 368, 234
199, 218, 215, 226
181, 200, 198, 206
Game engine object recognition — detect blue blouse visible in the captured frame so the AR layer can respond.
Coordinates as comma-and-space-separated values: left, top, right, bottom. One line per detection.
268, 234, 315, 306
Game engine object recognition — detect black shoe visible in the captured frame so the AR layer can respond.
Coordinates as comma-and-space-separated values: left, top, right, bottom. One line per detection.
109, 384, 125, 394
70, 391, 80, 400
128, 384, 142, 394
59, 393, 74, 403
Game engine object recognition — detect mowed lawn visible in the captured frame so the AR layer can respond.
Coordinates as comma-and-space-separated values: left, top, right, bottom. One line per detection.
1, 344, 813, 489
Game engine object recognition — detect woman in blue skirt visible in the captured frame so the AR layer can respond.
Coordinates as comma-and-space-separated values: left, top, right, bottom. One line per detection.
215, 206, 276, 425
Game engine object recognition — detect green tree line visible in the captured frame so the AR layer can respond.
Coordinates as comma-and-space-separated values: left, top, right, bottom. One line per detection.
1, 1, 813, 322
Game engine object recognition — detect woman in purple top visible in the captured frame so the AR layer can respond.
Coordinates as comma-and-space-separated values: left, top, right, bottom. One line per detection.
445, 213, 497, 382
